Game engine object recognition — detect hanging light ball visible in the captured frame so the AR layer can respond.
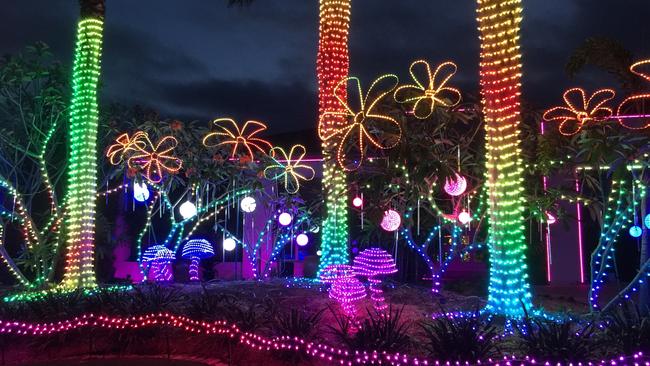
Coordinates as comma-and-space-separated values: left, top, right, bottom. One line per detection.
278, 212, 293, 226
296, 233, 309, 246
316, 250, 322, 256
545, 212, 557, 225
645, 214, 650, 229
444, 174, 467, 196
458, 211, 471, 225
629, 225, 643, 238
380, 209, 401, 232
352, 196, 363, 208
133, 182, 150, 202
223, 237, 237, 251
179, 201, 197, 219
240, 196, 257, 213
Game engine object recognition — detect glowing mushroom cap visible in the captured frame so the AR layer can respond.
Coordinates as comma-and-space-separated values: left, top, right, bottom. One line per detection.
329, 277, 367, 304
142, 245, 175, 264
319, 264, 355, 284
353, 247, 397, 277
181, 239, 215, 259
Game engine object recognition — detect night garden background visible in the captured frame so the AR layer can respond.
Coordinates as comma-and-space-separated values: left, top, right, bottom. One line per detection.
0, 0, 649, 365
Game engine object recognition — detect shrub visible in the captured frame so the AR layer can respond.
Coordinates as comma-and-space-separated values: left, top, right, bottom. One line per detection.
272, 307, 324, 339
602, 301, 650, 355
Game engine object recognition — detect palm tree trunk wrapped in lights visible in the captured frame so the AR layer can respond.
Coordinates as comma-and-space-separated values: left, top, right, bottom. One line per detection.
316, 0, 352, 276
476, 0, 533, 317
60, 0, 105, 289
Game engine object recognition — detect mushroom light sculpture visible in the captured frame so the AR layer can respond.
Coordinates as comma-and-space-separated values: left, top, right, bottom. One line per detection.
353, 248, 397, 312
320, 264, 366, 318
181, 239, 215, 281
142, 245, 175, 282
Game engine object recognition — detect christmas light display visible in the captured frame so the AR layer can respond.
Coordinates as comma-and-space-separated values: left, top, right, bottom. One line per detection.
353, 248, 397, 312
380, 209, 401, 232
443, 173, 468, 196
394, 60, 462, 119
296, 233, 310, 246
457, 211, 471, 225
278, 212, 293, 226
543, 88, 616, 136
142, 245, 175, 282
202, 118, 273, 160
181, 239, 215, 281
319, 74, 401, 172
477, 0, 533, 317
645, 213, 650, 229
60, 16, 105, 289
264, 145, 316, 194
240, 196, 257, 213
545, 211, 557, 224
316, 0, 352, 282
223, 237, 237, 252
616, 59, 650, 130
106, 131, 146, 165
127, 134, 183, 184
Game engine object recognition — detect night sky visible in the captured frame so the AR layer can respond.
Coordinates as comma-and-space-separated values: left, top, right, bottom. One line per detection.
1, 1, 649, 133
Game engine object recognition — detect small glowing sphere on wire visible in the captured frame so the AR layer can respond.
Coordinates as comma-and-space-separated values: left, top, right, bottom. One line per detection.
223, 237, 237, 251
545, 212, 557, 225
352, 196, 363, 208
629, 225, 643, 238
645, 214, 650, 229
444, 174, 467, 196
296, 233, 309, 246
458, 211, 471, 225
240, 196, 257, 213
380, 209, 401, 232
278, 212, 293, 226
133, 182, 150, 202
179, 201, 197, 219
316, 250, 322, 256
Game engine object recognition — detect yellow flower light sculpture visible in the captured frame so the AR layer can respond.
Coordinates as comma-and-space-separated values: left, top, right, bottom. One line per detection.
202, 118, 273, 161
394, 60, 462, 119
264, 145, 315, 194
127, 134, 183, 184
543, 88, 616, 136
319, 74, 401, 171
106, 131, 146, 165
617, 59, 650, 130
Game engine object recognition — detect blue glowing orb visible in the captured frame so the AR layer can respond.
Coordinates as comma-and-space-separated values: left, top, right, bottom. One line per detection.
629, 225, 643, 238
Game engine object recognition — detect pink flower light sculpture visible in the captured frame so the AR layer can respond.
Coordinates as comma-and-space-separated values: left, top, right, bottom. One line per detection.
320, 264, 366, 318
353, 248, 397, 312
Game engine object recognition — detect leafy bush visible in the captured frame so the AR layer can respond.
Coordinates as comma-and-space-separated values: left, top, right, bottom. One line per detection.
328, 305, 412, 353
272, 307, 324, 339
602, 301, 650, 354
419, 311, 500, 361
128, 283, 186, 314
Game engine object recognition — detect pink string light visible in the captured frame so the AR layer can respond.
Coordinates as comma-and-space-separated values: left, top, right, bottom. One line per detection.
353, 248, 397, 312
320, 264, 366, 318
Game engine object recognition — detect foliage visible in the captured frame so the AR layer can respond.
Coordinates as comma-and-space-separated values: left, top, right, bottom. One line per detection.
419, 311, 500, 361
602, 301, 650, 354
271, 307, 325, 339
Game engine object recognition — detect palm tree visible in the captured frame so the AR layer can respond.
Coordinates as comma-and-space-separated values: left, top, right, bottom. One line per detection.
476, 0, 533, 317
316, 0, 353, 275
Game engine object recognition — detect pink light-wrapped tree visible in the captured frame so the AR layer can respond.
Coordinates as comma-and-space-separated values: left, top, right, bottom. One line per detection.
353, 248, 397, 312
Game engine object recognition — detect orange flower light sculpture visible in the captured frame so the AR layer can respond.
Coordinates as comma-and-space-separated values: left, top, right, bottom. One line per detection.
202, 118, 272, 161
127, 134, 183, 184
394, 60, 462, 119
617, 59, 650, 130
319, 74, 401, 171
543, 88, 616, 136
264, 145, 315, 194
106, 131, 146, 165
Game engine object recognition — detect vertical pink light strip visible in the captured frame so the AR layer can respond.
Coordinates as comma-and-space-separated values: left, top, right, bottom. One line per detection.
575, 176, 585, 284
541, 122, 552, 283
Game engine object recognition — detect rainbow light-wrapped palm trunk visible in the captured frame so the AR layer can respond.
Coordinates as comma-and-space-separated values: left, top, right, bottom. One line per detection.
61, 16, 104, 289
316, 0, 352, 276
476, 0, 533, 317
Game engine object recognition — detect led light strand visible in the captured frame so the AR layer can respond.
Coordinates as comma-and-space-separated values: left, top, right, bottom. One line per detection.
202, 118, 273, 161
543, 88, 616, 136
616, 59, 650, 130
264, 145, 316, 194
181, 239, 215, 281
126, 133, 183, 184
352, 248, 397, 312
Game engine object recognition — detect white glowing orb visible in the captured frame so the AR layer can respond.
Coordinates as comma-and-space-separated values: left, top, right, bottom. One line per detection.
133, 182, 150, 202
629, 225, 642, 238
444, 174, 467, 196
545, 212, 557, 224
223, 237, 237, 251
380, 209, 401, 232
278, 212, 293, 226
352, 196, 363, 208
240, 196, 257, 213
458, 211, 471, 225
296, 233, 309, 246
316, 250, 322, 256
179, 201, 197, 219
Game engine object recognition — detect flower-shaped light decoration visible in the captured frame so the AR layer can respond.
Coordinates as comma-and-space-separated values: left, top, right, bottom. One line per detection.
444, 173, 467, 196
617, 59, 650, 130
319, 74, 401, 171
202, 118, 273, 161
106, 131, 146, 165
543, 88, 616, 136
264, 145, 315, 194
127, 133, 183, 184
394, 60, 462, 119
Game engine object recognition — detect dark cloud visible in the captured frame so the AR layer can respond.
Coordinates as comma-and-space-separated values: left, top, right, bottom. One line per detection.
1, 0, 649, 133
